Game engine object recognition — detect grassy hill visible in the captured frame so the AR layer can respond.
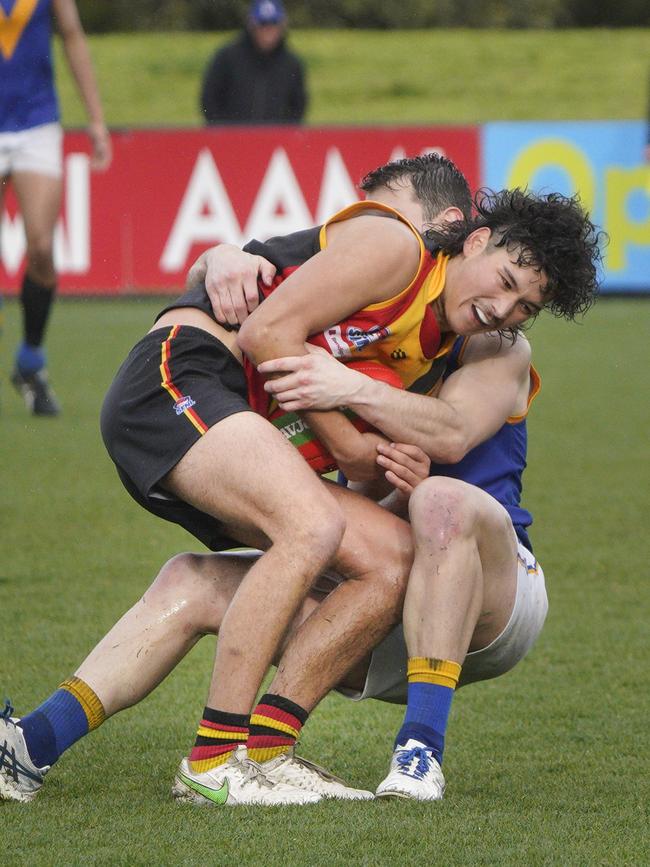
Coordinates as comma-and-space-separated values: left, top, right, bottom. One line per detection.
54, 28, 650, 127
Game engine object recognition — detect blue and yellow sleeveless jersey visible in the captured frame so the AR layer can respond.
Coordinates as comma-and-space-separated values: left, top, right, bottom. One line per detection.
0, 0, 59, 132
429, 336, 540, 552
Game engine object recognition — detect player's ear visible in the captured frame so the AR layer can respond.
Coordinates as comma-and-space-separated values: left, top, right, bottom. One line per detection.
439, 206, 464, 224
462, 226, 491, 257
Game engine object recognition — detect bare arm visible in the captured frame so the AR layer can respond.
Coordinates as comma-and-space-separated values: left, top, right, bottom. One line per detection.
53, 0, 111, 170
238, 215, 421, 478
238, 215, 419, 362
186, 244, 276, 326
260, 333, 533, 464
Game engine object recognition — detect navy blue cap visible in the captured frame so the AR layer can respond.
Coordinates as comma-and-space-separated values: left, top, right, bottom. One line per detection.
249, 0, 286, 25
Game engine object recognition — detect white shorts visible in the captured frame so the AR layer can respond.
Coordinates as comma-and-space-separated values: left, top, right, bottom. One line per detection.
0, 122, 63, 178
339, 542, 548, 703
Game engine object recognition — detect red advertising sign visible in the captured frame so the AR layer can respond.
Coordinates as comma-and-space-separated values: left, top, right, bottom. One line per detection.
0, 126, 479, 295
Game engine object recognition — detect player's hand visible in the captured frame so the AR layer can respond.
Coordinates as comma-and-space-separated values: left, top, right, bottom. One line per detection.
88, 122, 112, 171
376, 442, 431, 496
336, 431, 388, 482
200, 245, 276, 327
260, 346, 363, 411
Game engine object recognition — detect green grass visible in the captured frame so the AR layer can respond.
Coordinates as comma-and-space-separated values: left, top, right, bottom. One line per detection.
1, 297, 649, 864
52, 29, 650, 127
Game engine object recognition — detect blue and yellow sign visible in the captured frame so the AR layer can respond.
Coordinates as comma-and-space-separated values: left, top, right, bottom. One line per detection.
483, 121, 650, 293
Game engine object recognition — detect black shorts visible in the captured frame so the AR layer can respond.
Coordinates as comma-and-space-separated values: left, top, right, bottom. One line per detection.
100, 325, 252, 551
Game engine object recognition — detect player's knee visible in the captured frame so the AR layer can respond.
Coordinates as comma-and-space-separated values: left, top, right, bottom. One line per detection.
364, 526, 412, 595
371, 555, 409, 622
288, 498, 346, 568
146, 552, 214, 625
409, 476, 479, 545
339, 518, 413, 618
26, 237, 55, 279
152, 552, 202, 589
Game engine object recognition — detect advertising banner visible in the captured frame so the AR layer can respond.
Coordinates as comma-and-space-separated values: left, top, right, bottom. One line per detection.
482, 121, 650, 293
2, 122, 647, 294
0, 126, 479, 295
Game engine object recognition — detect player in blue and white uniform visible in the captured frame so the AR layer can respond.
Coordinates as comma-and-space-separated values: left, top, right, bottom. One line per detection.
0, 0, 111, 414
261, 327, 547, 801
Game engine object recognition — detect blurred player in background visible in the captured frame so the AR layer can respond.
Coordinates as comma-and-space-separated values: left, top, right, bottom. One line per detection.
200, 0, 307, 126
0, 0, 111, 415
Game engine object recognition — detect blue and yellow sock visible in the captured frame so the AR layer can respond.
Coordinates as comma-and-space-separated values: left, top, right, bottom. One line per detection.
18, 677, 106, 768
394, 657, 462, 765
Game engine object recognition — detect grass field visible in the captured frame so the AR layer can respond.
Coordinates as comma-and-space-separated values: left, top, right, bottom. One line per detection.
52, 29, 650, 126
1, 297, 649, 864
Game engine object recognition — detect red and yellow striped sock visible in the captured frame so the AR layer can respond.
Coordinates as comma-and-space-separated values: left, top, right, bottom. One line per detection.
188, 707, 249, 773
247, 693, 308, 764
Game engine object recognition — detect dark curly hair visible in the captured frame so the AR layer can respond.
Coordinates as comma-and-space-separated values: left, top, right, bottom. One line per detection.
424, 187, 605, 320
360, 153, 473, 224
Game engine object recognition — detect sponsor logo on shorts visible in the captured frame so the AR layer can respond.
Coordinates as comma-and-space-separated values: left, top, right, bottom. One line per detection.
174, 395, 196, 415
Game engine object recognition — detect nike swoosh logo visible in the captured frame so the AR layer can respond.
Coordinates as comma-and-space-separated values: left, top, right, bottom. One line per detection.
178, 771, 229, 805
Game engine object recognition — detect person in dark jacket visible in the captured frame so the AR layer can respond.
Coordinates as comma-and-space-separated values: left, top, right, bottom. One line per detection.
200, 0, 307, 125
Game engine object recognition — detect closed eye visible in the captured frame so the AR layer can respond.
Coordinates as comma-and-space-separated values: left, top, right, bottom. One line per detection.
519, 301, 539, 317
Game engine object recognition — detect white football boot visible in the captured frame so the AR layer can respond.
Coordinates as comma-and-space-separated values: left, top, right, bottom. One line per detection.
172, 747, 321, 806
375, 738, 445, 801
0, 714, 49, 803
261, 747, 374, 800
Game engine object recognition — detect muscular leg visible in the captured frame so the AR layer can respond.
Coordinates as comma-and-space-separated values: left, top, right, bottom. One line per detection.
75, 553, 246, 716
376, 476, 519, 800
73, 551, 329, 718
266, 482, 414, 711
57, 481, 412, 724
162, 412, 345, 714
404, 476, 517, 663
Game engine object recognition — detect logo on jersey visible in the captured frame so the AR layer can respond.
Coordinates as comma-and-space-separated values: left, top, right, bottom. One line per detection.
391, 348, 407, 360
0, 0, 39, 61
347, 325, 391, 350
323, 324, 391, 357
174, 395, 196, 415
